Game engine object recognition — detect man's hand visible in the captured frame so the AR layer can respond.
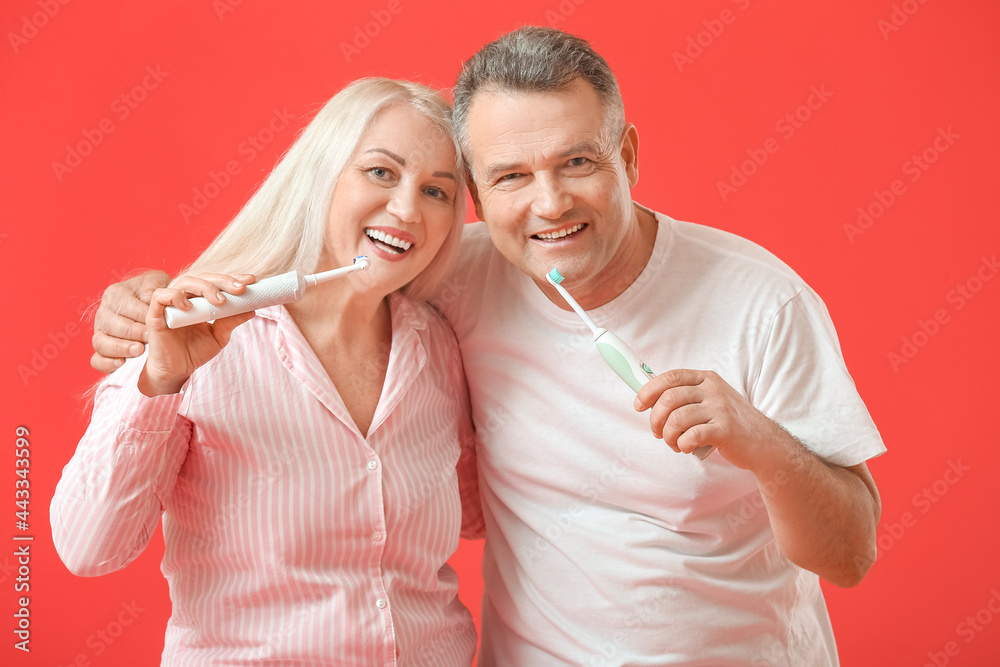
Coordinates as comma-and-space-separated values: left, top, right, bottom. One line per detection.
634, 368, 881, 587
91, 271, 170, 372
633, 369, 781, 468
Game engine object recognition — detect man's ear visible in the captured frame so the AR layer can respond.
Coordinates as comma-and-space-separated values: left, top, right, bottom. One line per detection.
467, 174, 485, 221
620, 123, 639, 188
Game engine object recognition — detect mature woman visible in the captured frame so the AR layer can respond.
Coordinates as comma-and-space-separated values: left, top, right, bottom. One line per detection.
51, 78, 481, 665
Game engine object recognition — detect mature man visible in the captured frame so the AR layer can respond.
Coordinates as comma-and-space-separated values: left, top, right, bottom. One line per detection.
91, 27, 883, 666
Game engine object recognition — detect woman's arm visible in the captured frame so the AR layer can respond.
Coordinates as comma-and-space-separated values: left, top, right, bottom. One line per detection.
54, 273, 258, 575
50, 362, 193, 576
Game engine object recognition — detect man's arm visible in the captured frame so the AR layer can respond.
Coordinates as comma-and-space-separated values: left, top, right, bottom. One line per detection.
634, 369, 881, 588
90, 271, 252, 372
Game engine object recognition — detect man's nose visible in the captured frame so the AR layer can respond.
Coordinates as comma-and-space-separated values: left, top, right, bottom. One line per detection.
530, 173, 573, 220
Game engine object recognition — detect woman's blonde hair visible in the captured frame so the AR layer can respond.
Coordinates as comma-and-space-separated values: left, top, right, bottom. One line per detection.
182, 78, 466, 301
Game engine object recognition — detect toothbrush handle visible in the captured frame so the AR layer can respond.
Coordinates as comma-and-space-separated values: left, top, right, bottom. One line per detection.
595, 330, 714, 461
165, 271, 305, 329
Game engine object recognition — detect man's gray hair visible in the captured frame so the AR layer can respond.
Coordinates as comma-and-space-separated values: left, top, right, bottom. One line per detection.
452, 26, 626, 163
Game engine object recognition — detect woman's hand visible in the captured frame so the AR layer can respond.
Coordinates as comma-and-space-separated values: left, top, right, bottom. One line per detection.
137, 274, 257, 397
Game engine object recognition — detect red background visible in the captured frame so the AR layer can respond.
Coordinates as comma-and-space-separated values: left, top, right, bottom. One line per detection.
3, 1, 999, 665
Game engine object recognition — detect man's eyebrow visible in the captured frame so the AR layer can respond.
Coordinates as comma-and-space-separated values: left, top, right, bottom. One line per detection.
366, 148, 455, 180
482, 140, 608, 181
558, 140, 604, 158
483, 160, 522, 182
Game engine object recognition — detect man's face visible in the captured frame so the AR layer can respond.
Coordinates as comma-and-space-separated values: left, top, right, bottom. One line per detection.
465, 78, 640, 299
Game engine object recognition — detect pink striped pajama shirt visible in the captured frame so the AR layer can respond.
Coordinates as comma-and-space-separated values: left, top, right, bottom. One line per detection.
51, 294, 482, 666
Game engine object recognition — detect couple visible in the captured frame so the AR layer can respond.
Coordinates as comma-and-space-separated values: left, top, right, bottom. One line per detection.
54, 26, 885, 666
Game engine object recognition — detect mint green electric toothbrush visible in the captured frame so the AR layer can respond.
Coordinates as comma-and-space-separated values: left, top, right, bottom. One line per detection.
546, 267, 714, 460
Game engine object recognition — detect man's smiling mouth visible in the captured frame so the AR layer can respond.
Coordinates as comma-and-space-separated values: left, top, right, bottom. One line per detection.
532, 223, 585, 240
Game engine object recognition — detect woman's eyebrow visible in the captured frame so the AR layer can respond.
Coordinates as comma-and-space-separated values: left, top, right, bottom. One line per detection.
367, 147, 455, 180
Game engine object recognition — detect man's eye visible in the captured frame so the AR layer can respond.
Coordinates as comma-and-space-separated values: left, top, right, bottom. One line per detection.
497, 173, 520, 183
568, 157, 589, 167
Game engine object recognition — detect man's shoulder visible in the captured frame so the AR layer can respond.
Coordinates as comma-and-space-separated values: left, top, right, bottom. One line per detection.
657, 212, 805, 286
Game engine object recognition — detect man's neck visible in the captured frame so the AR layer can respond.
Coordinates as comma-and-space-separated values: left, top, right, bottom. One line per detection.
549, 202, 658, 311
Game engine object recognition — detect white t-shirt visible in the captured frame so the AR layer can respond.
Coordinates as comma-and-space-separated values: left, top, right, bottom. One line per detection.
435, 209, 886, 666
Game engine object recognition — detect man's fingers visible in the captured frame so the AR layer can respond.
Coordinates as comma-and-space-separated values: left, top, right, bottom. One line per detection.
95, 295, 148, 344
676, 423, 719, 455
656, 403, 711, 444
101, 281, 152, 326
634, 369, 708, 410
92, 330, 145, 361
90, 351, 125, 374
646, 386, 703, 430
135, 270, 171, 301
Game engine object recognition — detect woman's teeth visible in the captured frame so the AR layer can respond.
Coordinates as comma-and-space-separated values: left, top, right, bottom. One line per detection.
366, 229, 412, 253
534, 223, 584, 240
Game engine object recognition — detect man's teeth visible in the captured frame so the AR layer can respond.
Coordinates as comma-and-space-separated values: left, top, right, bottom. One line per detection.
535, 223, 584, 240
365, 229, 412, 253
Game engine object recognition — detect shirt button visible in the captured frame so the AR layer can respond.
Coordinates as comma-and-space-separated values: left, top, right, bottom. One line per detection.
367, 461, 378, 471
376, 598, 387, 609
372, 532, 384, 542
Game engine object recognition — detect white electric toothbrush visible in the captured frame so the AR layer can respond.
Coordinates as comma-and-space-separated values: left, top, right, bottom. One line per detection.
545, 267, 714, 461
165, 255, 370, 329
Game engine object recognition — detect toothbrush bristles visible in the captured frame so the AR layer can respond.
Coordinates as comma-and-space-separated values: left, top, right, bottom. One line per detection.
547, 267, 564, 284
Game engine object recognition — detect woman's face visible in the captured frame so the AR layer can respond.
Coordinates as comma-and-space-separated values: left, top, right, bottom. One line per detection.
325, 103, 459, 295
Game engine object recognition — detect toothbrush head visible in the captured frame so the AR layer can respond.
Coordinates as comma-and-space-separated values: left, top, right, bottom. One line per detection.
354, 255, 370, 270
546, 267, 565, 285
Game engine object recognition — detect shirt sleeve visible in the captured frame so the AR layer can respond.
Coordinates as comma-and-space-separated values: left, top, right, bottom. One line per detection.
750, 287, 886, 467
50, 357, 193, 576
449, 330, 485, 541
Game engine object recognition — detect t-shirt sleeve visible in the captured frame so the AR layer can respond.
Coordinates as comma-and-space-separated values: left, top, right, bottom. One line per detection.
750, 287, 886, 467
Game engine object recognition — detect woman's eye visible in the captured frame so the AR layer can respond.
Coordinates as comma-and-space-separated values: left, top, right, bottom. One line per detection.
426, 187, 448, 200
370, 167, 388, 178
